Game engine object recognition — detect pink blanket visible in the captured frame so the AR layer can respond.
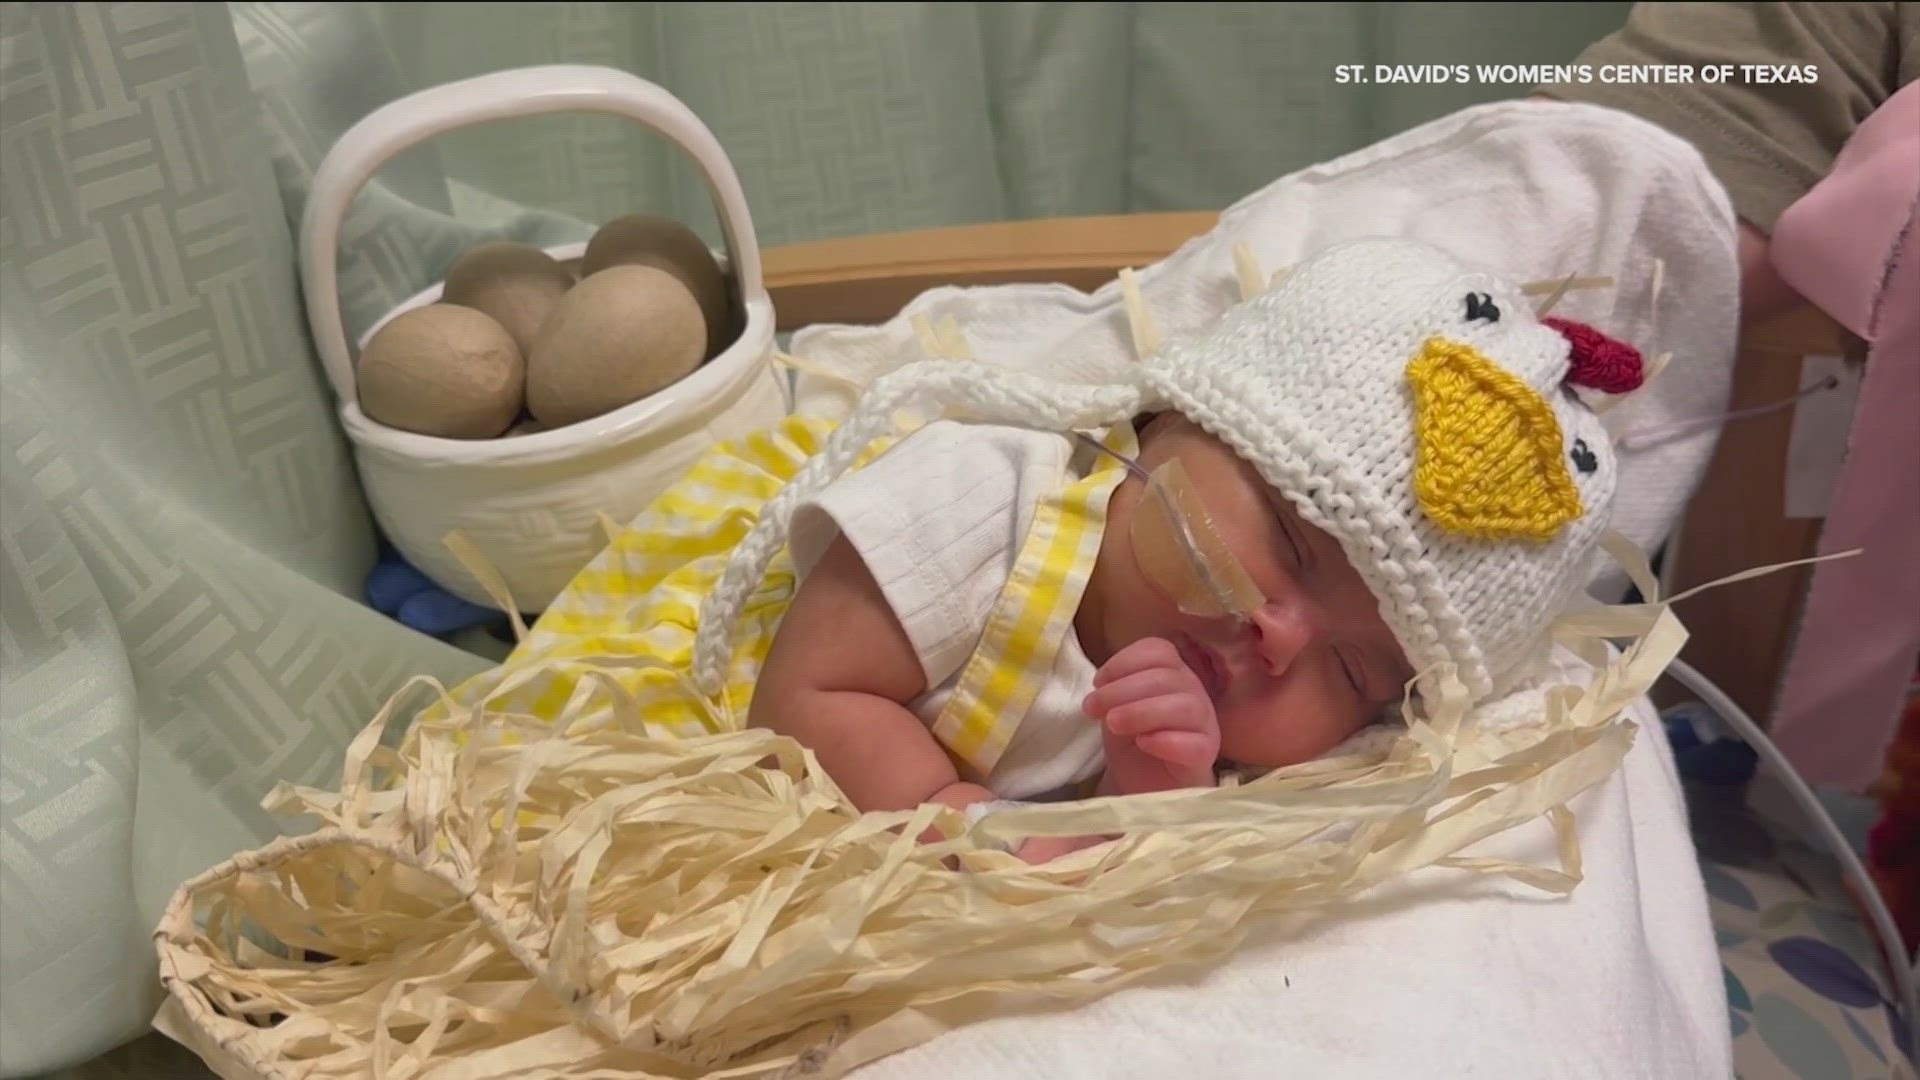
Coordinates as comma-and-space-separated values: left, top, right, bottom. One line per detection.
1768, 80, 1920, 790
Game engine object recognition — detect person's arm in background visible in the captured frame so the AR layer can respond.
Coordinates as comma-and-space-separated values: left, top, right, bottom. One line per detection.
1534, 1, 1918, 326
1735, 219, 1800, 325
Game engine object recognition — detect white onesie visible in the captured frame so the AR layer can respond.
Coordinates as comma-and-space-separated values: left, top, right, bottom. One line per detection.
788, 420, 1107, 800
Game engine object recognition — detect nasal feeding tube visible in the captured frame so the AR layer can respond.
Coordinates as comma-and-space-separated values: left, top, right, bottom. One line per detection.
1075, 433, 1267, 623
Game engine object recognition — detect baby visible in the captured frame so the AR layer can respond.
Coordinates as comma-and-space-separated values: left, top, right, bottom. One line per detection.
754, 412, 1411, 805
721, 238, 1641, 858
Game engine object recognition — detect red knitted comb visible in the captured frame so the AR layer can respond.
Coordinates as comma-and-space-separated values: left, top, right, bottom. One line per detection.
1544, 316, 1645, 394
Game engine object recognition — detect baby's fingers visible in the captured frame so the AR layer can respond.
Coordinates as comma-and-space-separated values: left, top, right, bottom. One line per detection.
1083, 665, 1193, 720
1091, 637, 1183, 688
1102, 694, 1212, 739
1136, 730, 1218, 769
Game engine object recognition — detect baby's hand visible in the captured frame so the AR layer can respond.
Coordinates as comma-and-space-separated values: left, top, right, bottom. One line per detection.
1083, 637, 1221, 796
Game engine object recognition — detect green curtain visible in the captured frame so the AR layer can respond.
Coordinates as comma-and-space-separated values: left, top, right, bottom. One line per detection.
2, 3, 1628, 1075
353, 1, 1636, 248
0, 3, 492, 1075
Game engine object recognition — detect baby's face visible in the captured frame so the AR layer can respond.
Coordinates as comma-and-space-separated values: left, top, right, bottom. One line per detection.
1079, 413, 1413, 769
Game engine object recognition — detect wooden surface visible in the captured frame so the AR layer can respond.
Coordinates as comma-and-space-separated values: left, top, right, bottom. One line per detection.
1666, 303, 1848, 723
763, 214, 1847, 724
763, 212, 1219, 330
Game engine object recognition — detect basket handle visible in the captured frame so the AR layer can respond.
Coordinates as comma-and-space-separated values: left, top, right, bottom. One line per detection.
299, 64, 767, 404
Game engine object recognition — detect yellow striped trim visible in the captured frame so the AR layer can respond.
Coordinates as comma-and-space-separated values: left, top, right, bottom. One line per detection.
930, 424, 1134, 775
420, 413, 890, 739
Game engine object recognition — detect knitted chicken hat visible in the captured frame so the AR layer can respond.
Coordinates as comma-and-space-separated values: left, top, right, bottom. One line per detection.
692, 237, 1645, 704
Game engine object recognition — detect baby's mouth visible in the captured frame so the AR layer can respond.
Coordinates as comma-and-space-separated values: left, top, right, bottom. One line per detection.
1173, 632, 1229, 703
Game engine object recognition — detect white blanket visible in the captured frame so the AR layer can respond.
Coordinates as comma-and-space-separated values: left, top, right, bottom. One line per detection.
791, 100, 1737, 1079
856, 684, 1726, 1080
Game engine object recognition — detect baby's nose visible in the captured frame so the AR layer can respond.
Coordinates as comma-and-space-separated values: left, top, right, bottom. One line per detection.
1246, 596, 1318, 676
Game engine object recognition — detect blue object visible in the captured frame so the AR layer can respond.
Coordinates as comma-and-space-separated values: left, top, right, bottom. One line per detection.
1768, 936, 1888, 1010
1663, 701, 1760, 786
1678, 739, 1762, 786
1663, 710, 1705, 753
398, 588, 500, 637
365, 540, 507, 637
366, 554, 439, 616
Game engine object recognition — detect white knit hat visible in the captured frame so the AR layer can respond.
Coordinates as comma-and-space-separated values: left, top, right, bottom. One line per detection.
694, 237, 1643, 703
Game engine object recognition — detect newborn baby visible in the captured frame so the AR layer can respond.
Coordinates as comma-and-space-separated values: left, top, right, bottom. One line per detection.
1079, 411, 1417, 786
731, 238, 1640, 860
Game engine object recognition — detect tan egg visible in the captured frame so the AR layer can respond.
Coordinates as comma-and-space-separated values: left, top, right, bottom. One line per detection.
356, 304, 524, 439
580, 213, 731, 352
441, 241, 575, 354
526, 265, 706, 428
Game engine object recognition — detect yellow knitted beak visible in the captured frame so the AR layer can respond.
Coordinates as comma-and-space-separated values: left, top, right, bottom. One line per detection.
1406, 337, 1582, 543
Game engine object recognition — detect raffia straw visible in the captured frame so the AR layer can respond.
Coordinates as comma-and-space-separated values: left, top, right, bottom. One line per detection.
154, 559, 1687, 1079
1520, 275, 1614, 297
1638, 257, 1673, 401
773, 351, 865, 394
442, 530, 527, 642
933, 316, 973, 361
1527, 274, 1615, 316
1231, 243, 1265, 302
1591, 259, 1665, 419
1118, 268, 1161, 358
894, 315, 972, 428
908, 313, 942, 359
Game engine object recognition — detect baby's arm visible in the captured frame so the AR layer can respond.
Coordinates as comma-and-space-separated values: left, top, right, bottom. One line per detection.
751, 534, 991, 814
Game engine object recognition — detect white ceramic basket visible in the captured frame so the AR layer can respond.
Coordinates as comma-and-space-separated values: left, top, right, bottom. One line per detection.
300, 65, 788, 612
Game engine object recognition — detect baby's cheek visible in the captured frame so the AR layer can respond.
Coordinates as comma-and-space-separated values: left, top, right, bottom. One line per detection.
1301, 711, 1375, 762
1221, 699, 1365, 770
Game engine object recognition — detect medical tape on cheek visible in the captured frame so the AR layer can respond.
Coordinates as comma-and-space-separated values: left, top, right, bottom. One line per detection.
1070, 431, 1266, 622
1129, 458, 1267, 621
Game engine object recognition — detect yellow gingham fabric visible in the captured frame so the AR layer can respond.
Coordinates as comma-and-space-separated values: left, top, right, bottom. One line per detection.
930, 425, 1131, 774
429, 414, 1132, 780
